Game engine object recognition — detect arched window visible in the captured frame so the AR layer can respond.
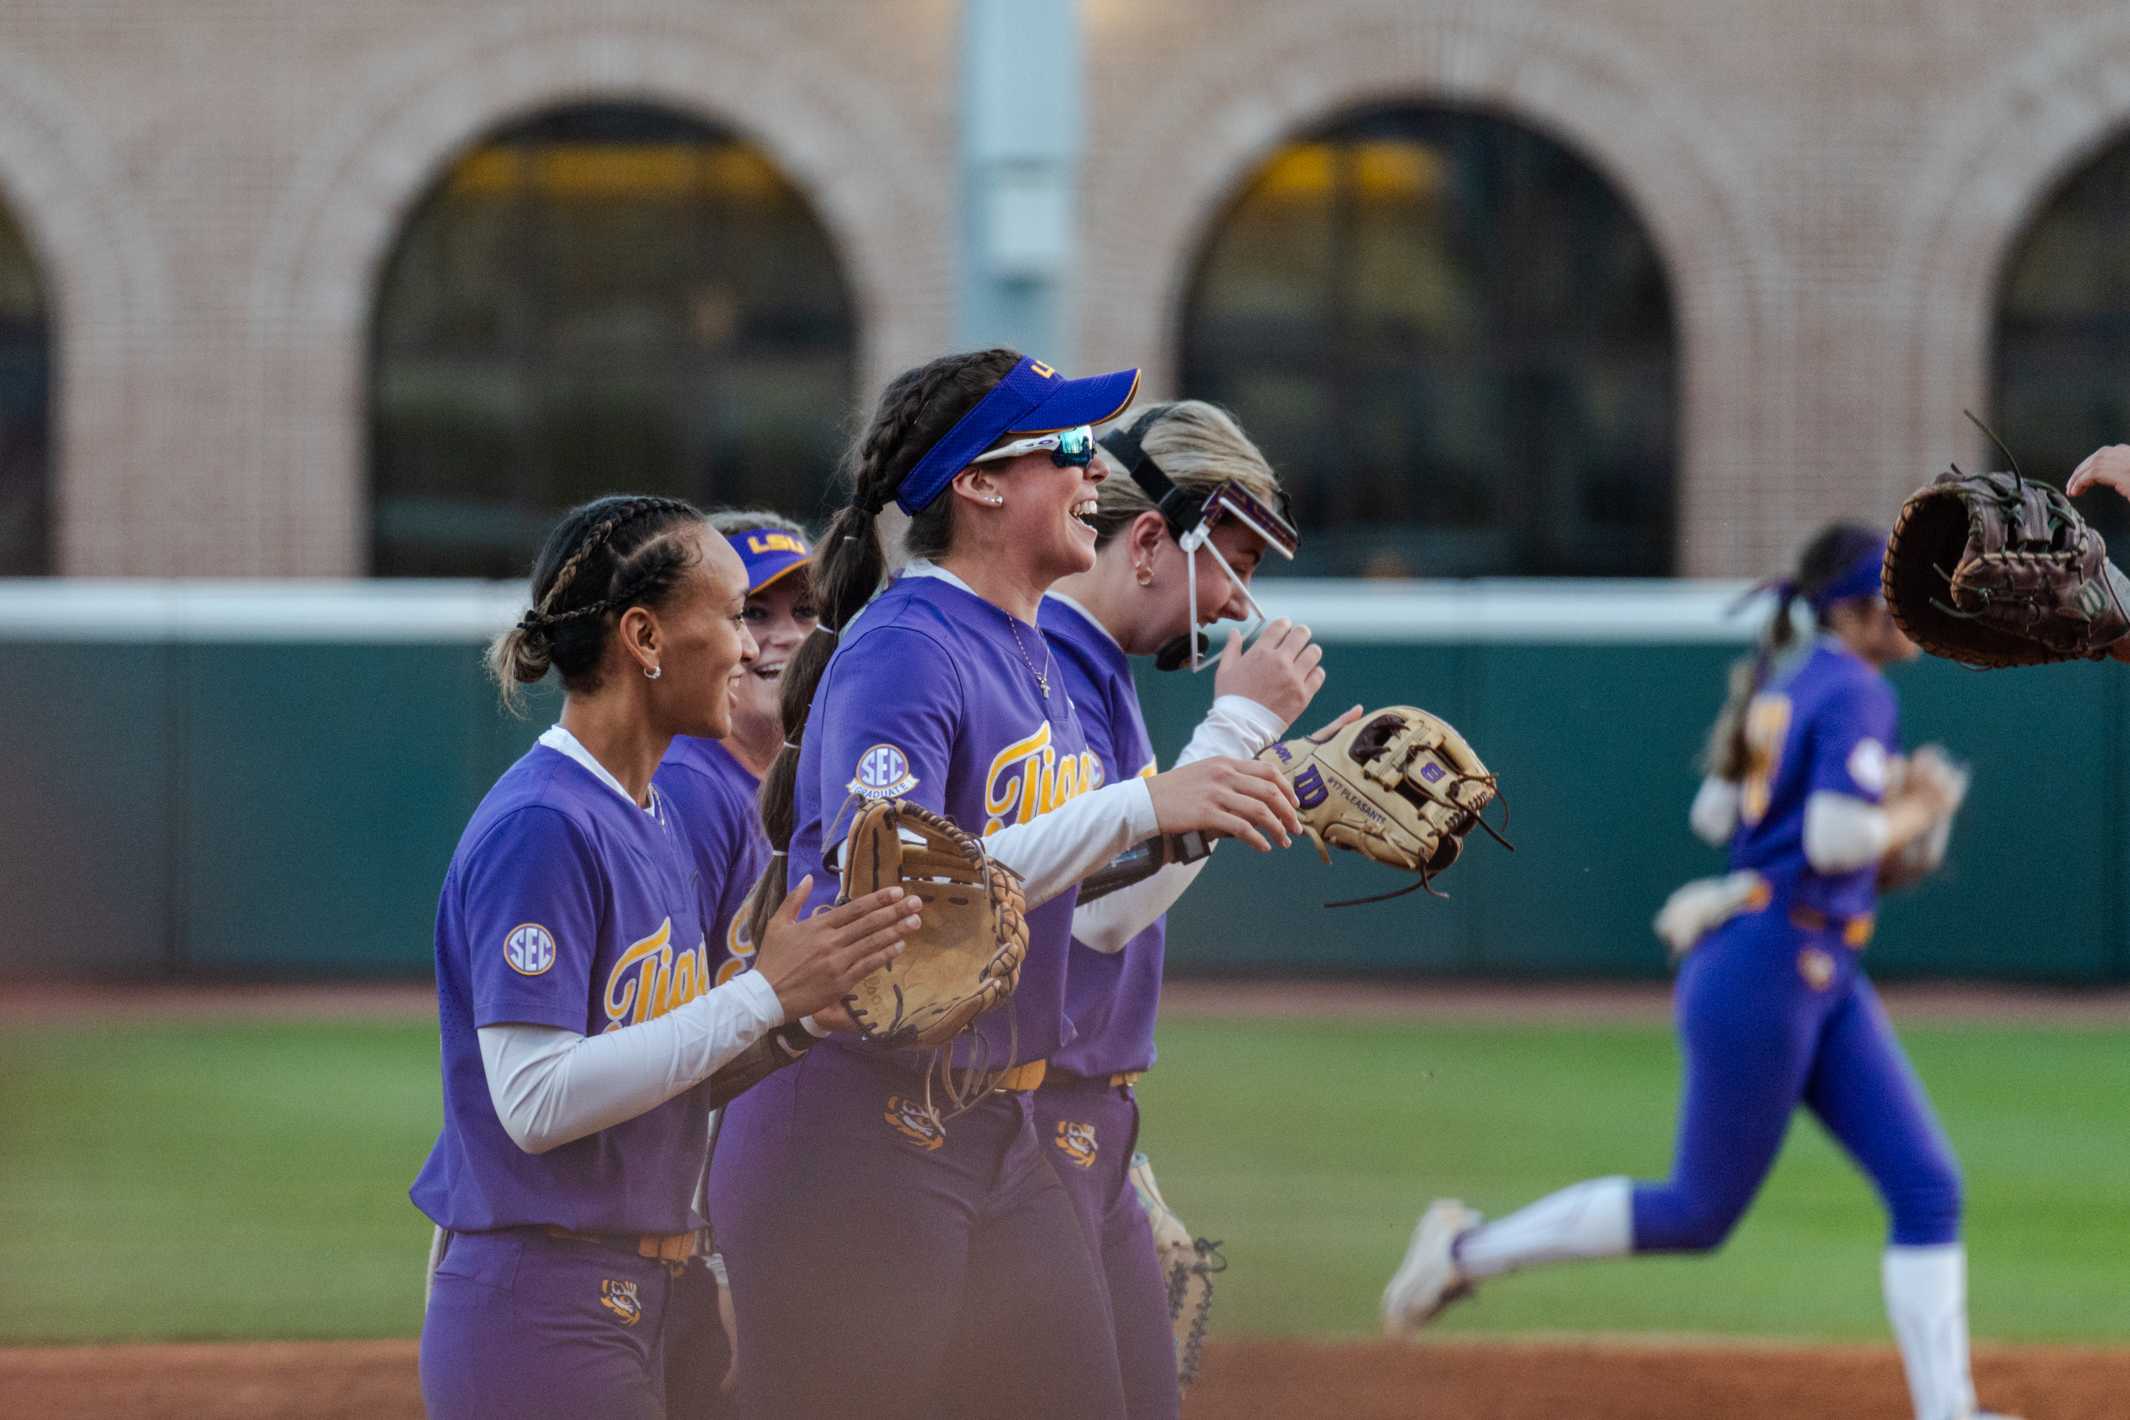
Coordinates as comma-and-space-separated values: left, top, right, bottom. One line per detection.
1180, 106, 1677, 577
370, 103, 856, 578
0, 200, 51, 574
1997, 134, 2130, 550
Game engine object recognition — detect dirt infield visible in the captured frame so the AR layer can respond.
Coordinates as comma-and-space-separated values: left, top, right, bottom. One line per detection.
5, 1336, 2122, 1418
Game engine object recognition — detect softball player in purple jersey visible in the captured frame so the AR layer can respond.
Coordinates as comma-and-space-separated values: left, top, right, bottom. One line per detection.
1036, 400, 1339, 1419
712, 351, 1302, 1420
1383, 524, 2016, 1420
411, 496, 916, 1420
652, 512, 815, 1419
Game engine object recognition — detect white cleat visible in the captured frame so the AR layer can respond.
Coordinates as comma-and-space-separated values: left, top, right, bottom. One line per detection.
1381, 1199, 1482, 1339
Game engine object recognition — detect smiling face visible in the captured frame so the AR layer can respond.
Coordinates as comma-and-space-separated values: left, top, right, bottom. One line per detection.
1117, 514, 1273, 649
650, 527, 758, 739
989, 448, 1110, 585
730, 570, 816, 747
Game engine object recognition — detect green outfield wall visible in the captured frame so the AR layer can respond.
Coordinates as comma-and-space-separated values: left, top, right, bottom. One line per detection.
2, 580, 2120, 982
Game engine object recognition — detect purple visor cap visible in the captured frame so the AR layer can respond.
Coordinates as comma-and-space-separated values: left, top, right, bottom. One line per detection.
725, 528, 810, 594
893, 356, 1141, 515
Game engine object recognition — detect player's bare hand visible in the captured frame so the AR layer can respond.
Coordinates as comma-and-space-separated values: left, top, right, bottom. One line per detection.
1213, 618, 1329, 729
753, 876, 921, 1023
1301, 704, 1365, 743
1902, 744, 1970, 819
1146, 756, 1301, 852
2068, 444, 2130, 503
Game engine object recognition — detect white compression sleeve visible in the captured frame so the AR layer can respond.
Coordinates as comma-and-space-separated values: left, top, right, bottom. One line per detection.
478, 971, 784, 1155
1689, 776, 1741, 847
1883, 1243, 1979, 1420
1803, 790, 1892, 873
1453, 1177, 1634, 1281
984, 777, 1159, 909
1070, 695, 1287, 952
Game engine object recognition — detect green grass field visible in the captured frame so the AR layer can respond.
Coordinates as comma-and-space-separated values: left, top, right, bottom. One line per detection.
2, 1011, 2124, 1346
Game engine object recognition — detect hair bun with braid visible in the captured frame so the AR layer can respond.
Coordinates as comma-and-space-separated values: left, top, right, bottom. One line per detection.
487, 494, 706, 711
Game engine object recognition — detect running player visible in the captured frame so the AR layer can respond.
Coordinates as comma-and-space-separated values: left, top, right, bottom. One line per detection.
412, 495, 918, 1420
1035, 400, 1337, 1418
651, 510, 814, 1418
1379, 523, 2014, 1420
712, 350, 1303, 1420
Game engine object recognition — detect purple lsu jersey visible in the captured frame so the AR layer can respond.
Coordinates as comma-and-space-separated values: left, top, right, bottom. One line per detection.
409, 745, 719, 1236
1040, 594, 1164, 1078
788, 571, 1102, 1068
654, 735, 768, 986
1728, 639, 1899, 920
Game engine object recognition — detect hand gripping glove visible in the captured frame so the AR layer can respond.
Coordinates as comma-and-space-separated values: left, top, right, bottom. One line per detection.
836, 798, 1029, 1050
1257, 706, 1510, 905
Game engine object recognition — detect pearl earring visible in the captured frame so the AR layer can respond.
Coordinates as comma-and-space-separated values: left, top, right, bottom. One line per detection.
643, 664, 662, 681
989, 496, 1004, 506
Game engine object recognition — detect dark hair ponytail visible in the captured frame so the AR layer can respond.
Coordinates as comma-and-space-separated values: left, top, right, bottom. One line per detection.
740, 348, 1023, 941
1703, 520, 1885, 778
488, 494, 705, 713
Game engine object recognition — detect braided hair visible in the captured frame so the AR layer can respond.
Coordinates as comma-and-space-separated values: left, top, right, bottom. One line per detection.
1703, 521, 1887, 780
740, 348, 1023, 942
486, 494, 707, 712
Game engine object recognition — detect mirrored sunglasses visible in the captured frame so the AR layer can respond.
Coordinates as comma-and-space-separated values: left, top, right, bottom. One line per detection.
968, 424, 1100, 469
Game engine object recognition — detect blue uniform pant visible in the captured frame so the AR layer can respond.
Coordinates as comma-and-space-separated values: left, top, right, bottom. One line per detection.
420, 1230, 677, 1420
1632, 910, 1964, 1254
711, 1045, 1128, 1420
1033, 1075, 1179, 1420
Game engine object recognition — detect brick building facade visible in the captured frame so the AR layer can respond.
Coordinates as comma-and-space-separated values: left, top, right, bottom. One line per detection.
2, 0, 2128, 576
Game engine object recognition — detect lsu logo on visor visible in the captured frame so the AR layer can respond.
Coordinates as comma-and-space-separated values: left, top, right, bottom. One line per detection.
850, 743, 919, 800
1052, 1120, 1098, 1169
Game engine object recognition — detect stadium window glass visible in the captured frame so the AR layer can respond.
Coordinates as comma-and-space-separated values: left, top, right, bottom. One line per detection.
369, 103, 856, 578
0, 200, 50, 575
1180, 106, 1678, 577
1996, 134, 2130, 551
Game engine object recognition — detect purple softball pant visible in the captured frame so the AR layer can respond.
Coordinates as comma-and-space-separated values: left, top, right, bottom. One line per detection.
1033, 1073, 1180, 1420
710, 1044, 1128, 1420
1632, 908, 1964, 1253
661, 1253, 735, 1420
419, 1230, 678, 1420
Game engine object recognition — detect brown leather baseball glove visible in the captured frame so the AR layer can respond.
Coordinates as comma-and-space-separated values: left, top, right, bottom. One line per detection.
836, 798, 1028, 1049
1884, 466, 2130, 667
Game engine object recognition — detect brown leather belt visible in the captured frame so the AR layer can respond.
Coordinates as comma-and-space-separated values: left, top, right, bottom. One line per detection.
542, 1225, 700, 1264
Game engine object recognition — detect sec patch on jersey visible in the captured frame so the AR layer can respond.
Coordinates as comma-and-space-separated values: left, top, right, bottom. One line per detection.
503, 922, 558, 977
848, 743, 920, 800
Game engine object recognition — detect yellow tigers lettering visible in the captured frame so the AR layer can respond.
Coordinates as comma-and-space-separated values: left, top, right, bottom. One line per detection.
714, 901, 757, 988
1740, 694, 1792, 826
602, 918, 714, 1031
983, 721, 1104, 834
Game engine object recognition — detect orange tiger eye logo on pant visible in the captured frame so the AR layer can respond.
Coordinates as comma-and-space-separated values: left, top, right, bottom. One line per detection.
884, 1094, 944, 1151
599, 1279, 642, 1326
1053, 1120, 1098, 1169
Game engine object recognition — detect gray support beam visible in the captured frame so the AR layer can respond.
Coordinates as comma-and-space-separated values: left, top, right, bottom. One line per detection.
959, 0, 1082, 364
